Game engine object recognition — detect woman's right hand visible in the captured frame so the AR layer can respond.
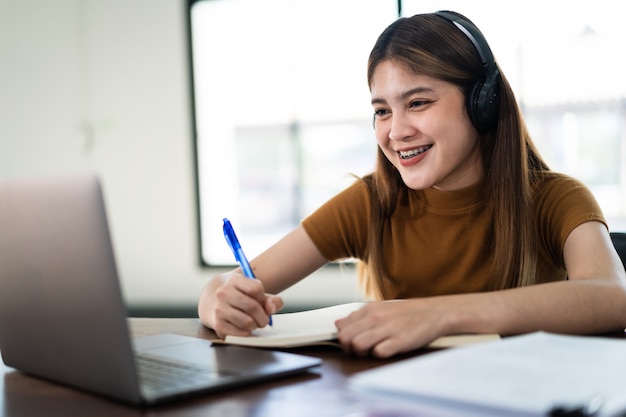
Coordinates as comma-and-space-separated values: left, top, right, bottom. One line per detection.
198, 225, 327, 338
198, 270, 283, 338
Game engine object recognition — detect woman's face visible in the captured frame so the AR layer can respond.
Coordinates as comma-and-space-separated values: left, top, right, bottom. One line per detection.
371, 60, 483, 191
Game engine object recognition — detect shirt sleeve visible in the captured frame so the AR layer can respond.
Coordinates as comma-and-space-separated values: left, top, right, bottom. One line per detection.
534, 173, 607, 268
301, 179, 371, 261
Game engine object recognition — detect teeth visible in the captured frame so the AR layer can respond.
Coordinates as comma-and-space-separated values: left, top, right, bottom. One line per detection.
399, 145, 432, 159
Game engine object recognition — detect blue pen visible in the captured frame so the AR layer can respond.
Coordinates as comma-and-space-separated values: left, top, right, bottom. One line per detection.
223, 218, 273, 326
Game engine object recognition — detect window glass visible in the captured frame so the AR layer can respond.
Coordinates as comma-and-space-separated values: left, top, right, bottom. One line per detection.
190, 0, 395, 264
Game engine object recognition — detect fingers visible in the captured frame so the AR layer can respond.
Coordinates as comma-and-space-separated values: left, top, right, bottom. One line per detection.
337, 320, 409, 358
201, 273, 282, 337
264, 294, 284, 316
336, 307, 392, 357
335, 301, 436, 358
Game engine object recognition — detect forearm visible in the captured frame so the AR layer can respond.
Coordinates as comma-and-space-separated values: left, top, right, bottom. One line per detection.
336, 277, 626, 358
446, 279, 626, 336
248, 225, 328, 294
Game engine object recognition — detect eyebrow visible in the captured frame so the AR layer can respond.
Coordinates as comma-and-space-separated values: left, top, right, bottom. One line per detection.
371, 86, 435, 105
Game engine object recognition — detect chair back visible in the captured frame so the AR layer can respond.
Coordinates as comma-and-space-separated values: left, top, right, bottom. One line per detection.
610, 232, 626, 271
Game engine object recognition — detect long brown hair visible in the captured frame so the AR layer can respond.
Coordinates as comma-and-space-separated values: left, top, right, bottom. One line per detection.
359, 13, 550, 300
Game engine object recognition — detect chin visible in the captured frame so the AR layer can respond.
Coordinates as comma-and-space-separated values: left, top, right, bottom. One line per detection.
399, 175, 433, 191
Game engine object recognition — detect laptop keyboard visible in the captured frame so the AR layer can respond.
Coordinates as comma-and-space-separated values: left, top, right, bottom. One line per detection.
136, 353, 226, 397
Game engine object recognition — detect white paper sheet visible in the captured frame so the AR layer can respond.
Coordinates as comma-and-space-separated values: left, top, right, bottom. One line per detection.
350, 332, 626, 416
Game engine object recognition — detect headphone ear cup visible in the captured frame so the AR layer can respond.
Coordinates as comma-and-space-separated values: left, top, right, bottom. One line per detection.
468, 75, 499, 132
434, 11, 500, 132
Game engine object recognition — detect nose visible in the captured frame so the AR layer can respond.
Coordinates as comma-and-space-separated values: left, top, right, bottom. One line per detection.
388, 111, 416, 142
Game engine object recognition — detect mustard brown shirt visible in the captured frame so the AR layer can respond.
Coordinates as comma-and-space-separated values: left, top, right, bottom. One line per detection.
301, 173, 606, 299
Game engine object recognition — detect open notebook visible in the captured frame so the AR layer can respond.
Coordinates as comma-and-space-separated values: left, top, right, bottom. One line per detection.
215, 302, 500, 349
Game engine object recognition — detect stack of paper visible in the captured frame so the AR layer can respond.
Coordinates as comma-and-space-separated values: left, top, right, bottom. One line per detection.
350, 332, 626, 416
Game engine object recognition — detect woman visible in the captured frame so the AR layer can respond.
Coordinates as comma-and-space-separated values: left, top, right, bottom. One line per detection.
198, 11, 626, 358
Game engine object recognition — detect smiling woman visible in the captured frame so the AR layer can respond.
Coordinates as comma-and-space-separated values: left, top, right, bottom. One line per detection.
197, 10, 626, 358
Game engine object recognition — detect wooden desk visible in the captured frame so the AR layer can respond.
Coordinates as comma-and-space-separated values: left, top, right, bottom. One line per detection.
0, 318, 418, 417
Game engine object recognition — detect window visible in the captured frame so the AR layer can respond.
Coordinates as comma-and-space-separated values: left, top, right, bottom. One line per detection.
189, 0, 395, 265
189, 0, 626, 266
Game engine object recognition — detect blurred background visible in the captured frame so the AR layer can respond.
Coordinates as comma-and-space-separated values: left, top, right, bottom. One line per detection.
1, 0, 624, 316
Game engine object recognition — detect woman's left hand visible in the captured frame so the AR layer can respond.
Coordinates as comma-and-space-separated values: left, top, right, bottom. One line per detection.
335, 299, 453, 358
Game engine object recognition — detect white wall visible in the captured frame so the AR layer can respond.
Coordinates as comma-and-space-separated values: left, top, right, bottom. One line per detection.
0, 0, 362, 313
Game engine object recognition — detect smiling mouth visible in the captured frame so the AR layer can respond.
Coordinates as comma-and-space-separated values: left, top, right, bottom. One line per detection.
399, 145, 433, 159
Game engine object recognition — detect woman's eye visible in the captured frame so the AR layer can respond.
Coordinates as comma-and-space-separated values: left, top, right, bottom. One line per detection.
410, 100, 428, 108
374, 109, 389, 118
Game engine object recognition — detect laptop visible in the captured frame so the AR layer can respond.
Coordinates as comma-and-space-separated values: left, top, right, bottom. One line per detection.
0, 174, 321, 406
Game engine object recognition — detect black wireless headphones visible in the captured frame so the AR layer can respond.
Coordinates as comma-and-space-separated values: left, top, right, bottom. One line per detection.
434, 11, 500, 132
